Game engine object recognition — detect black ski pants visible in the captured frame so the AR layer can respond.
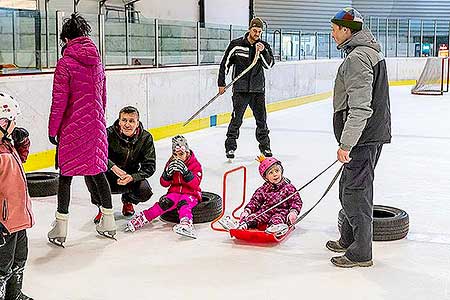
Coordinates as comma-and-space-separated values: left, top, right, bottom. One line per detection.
0, 230, 28, 300
86, 171, 153, 206
338, 144, 383, 262
225, 92, 270, 152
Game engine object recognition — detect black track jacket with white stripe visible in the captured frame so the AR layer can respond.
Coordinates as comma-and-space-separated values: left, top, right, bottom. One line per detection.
218, 33, 274, 93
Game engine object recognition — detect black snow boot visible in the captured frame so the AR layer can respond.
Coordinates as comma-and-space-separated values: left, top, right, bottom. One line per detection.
5, 267, 33, 300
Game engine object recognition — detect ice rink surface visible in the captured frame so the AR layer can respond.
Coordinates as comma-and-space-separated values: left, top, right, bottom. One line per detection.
25, 86, 450, 299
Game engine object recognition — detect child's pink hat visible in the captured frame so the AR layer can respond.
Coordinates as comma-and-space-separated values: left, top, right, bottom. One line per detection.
257, 155, 283, 178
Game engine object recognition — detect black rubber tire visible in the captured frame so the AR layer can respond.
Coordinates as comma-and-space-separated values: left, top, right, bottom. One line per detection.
338, 205, 409, 241
160, 191, 222, 224
26, 172, 59, 198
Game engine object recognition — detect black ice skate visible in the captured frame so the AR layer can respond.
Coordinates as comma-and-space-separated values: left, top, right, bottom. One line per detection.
226, 150, 235, 162
260, 148, 273, 157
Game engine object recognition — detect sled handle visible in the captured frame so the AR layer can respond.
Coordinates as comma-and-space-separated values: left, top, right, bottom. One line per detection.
210, 165, 247, 232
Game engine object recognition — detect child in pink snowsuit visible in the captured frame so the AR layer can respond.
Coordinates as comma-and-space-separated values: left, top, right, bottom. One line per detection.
126, 135, 202, 238
239, 156, 303, 234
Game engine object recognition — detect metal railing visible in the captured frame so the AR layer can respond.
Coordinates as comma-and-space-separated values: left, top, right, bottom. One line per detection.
1, 8, 450, 73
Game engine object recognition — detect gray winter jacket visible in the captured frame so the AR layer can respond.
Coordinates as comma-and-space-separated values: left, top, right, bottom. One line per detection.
333, 29, 391, 150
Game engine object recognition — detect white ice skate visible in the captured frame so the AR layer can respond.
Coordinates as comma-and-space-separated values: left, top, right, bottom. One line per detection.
48, 212, 69, 248
265, 223, 289, 236
173, 218, 197, 239
125, 211, 149, 232
218, 216, 239, 231
96, 207, 117, 240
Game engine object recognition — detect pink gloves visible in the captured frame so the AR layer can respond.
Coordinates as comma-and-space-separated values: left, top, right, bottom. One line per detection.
287, 210, 298, 225
239, 209, 251, 222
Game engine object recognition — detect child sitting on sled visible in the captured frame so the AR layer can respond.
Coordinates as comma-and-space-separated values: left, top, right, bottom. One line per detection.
126, 135, 202, 238
221, 156, 302, 235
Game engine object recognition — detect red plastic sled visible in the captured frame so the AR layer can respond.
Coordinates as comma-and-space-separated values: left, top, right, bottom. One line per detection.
211, 166, 295, 244
229, 226, 294, 243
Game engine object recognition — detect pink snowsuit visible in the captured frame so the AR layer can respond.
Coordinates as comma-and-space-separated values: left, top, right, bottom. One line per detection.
48, 36, 108, 176
143, 150, 202, 222
243, 178, 302, 227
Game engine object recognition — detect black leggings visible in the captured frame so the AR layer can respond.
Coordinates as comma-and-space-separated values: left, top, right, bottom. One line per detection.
57, 173, 112, 214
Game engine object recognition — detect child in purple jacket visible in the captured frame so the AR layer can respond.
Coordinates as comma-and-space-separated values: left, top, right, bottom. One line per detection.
221, 156, 303, 235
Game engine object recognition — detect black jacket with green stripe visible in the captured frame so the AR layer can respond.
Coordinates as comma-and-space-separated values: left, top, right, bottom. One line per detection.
218, 32, 274, 93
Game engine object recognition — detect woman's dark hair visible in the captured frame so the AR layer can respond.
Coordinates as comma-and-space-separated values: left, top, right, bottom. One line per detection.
60, 13, 91, 42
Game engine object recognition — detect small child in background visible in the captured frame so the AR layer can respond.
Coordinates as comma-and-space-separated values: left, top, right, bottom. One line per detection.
126, 135, 202, 239
221, 156, 302, 235
0, 93, 34, 300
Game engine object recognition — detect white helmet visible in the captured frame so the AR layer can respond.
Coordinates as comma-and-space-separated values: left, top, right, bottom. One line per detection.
0, 92, 21, 121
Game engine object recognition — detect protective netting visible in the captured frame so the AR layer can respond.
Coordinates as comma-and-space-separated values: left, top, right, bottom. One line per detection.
411, 57, 449, 95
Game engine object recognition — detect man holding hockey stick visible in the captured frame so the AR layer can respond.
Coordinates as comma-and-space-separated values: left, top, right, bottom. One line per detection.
218, 17, 275, 160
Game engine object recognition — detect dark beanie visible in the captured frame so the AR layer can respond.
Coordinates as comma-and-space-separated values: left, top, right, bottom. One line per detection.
249, 17, 264, 29
331, 7, 364, 31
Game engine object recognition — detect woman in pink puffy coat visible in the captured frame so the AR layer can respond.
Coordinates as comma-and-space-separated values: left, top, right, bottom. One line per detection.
47, 14, 116, 247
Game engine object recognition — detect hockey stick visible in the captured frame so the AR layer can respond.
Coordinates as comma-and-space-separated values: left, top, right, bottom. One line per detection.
183, 50, 261, 127
246, 160, 340, 223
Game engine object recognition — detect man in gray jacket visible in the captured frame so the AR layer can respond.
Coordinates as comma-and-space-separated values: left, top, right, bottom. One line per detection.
327, 8, 391, 268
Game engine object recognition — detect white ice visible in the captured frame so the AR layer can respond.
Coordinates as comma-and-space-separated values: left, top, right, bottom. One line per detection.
25, 86, 450, 299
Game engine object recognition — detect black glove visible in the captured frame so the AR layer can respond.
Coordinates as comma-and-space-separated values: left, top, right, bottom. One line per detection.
49, 135, 58, 146
11, 127, 29, 144
172, 160, 194, 182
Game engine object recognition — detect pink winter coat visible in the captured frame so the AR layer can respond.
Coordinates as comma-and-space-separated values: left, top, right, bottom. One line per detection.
245, 178, 303, 222
49, 36, 108, 176
160, 151, 203, 201
0, 139, 34, 234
